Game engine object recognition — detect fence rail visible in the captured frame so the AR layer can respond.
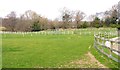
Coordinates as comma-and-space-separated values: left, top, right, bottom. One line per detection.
94, 33, 120, 63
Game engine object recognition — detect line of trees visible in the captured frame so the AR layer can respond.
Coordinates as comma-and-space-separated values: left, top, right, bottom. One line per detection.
1, 3, 120, 32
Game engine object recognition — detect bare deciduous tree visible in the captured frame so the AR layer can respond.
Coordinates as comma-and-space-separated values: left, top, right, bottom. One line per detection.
74, 10, 85, 28
61, 7, 74, 28
3, 11, 17, 31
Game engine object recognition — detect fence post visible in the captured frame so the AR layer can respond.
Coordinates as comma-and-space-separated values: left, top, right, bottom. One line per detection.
101, 37, 104, 52
109, 41, 113, 57
94, 34, 97, 48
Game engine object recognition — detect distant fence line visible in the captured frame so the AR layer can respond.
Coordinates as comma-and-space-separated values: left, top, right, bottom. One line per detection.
94, 33, 120, 63
0, 31, 118, 36
0, 28, 118, 36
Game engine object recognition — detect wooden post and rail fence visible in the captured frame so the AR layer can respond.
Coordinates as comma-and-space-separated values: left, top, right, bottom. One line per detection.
94, 33, 120, 63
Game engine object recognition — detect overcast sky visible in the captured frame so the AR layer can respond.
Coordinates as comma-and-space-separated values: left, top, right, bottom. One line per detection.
0, 0, 119, 20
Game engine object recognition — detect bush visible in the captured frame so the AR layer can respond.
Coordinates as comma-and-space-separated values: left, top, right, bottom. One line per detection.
110, 24, 118, 28
94, 24, 100, 28
31, 21, 41, 31
0, 27, 6, 31
81, 21, 88, 28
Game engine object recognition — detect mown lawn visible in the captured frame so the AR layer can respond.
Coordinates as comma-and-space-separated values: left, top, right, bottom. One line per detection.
2, 28, 119, 69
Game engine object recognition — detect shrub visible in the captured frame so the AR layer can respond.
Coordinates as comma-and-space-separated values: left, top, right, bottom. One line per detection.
81, 21, 88, 28
31, 21, 41, 31
110, 24, 118, 28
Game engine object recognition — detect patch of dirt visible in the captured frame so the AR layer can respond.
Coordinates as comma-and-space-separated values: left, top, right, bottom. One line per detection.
63, 52, 110, 69
85, 52, 106, 68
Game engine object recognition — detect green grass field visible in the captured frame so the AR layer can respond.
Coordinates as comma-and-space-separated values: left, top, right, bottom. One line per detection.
1, 28, 119, 69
